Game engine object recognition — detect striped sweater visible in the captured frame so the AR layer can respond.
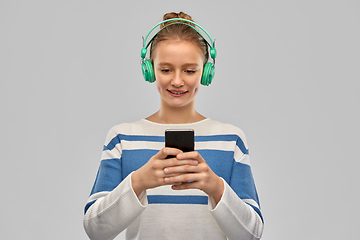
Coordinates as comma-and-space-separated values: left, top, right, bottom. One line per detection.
83, 118, 263, 240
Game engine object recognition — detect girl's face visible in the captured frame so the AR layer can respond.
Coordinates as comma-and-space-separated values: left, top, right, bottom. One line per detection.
152, 40, 204, 110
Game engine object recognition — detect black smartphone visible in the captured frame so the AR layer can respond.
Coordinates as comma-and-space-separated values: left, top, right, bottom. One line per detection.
165, 129, 194, 159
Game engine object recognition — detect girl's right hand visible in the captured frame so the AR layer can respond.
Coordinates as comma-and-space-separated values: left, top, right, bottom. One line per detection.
131, 147, 198, 197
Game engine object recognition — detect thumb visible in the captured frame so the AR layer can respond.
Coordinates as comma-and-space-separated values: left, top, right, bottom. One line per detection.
156, 147, 183, 160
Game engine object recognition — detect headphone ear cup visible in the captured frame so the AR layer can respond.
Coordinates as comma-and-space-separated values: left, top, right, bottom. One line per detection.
201, 62, 215, 86
141, 59, 156, 83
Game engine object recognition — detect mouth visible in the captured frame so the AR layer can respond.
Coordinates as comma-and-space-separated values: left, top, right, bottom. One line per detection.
167, 89, 188, 96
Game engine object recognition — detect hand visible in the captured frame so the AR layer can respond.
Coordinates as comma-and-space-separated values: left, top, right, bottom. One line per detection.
163, 151, 224, 204
131, 147, 199, 197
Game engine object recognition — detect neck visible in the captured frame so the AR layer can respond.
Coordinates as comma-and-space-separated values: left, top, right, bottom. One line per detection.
147, 101, 205, 124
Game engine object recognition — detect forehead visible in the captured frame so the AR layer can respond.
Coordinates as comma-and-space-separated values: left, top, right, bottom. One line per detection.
152, 40, 204, 64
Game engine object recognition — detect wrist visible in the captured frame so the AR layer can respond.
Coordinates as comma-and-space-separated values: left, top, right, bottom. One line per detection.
131, 170, 145, 197
212, 177, 224, 204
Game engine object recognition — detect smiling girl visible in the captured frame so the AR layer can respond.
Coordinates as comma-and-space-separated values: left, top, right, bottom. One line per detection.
83, 12, 264, 240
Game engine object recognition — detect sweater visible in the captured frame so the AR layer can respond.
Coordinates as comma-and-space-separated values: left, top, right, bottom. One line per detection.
83, 118, 264, 240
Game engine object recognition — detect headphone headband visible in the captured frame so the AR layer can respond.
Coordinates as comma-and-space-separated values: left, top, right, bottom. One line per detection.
141, 18, 216, 60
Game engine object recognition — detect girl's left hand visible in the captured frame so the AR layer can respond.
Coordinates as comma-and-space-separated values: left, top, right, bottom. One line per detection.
163, 151, 224, 204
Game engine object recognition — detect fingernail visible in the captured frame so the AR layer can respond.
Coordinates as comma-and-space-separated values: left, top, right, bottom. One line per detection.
177, 154, 183, 158
164, 168, 169, 173
164, 177, 170, 183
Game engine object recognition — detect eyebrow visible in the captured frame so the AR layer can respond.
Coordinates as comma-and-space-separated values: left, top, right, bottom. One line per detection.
157, 62, 200, 67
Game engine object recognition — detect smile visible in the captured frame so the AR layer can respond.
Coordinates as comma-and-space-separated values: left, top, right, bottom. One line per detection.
167, 89, 188, 95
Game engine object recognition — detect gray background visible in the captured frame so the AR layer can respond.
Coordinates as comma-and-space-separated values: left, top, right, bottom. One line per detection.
1, 0, 359, 239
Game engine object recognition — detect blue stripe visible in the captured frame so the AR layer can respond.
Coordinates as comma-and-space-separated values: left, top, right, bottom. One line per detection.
120, 149, 235, 183
90, 158, 122, 195
105, 134, 248, 154
148, 195, 208, 205
196, 135, 248, 155
122, 149, 159, 177
84, 200, 96, 214
236, 137, 248, 155
197, 149, 234, 183
104, 135, 121, 151
195, 135, 238, 142
196, 135, 249, 155
119, 134, 164, 142
245, 202, 264, 223
230, 162, 260, 205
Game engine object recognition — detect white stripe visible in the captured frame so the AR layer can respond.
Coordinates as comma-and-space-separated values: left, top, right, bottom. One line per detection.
235, 152, 250, 165
147, 185, 207, 197
121, 140, 163, 150
234, 144, 249, 157
243, 198, 260, 209
87, 191, 110, 203
101, 149, 121, 160
234, 145, 243, 162
195, 141, 234, 151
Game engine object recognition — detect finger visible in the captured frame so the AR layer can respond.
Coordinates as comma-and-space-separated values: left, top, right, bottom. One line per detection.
162, 160, 198, 174
163, 172, 189, 178
164, 164, 199, 175
164, 172, 201, 184
177, 151, 205, 163
171, 181, 198, 190
171, 182, 183, 186
155, 147, 183, 160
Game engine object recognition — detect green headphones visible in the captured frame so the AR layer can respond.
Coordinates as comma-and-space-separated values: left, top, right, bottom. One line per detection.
140, 18, 217, 86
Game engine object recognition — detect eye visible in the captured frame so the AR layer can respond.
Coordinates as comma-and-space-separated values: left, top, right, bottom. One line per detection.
160, 69, 171, 74
185, 70, 196, 74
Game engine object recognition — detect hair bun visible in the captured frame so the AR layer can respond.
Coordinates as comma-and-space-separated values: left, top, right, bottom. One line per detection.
161, 11, 194, 28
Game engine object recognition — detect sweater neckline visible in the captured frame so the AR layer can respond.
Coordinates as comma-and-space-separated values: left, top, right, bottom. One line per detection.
140, 118, 210, 126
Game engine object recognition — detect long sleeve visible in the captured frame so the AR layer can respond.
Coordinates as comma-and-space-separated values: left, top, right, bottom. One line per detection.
83, 127, 148, 240
84, 173, 147, 240
209, 132, 264, 240
209, 179, 263, 240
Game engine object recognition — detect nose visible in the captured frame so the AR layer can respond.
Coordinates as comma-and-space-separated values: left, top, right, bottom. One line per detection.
171, 71, 184, 87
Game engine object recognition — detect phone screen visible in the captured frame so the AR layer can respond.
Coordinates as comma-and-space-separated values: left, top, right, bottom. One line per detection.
165, 129, 194, 158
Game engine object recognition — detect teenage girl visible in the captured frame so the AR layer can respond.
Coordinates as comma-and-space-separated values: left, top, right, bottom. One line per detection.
83, 11, 264, 240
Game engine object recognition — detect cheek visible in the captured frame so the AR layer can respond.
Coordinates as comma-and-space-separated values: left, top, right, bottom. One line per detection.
194, 85, 200, 94
187, 81, 200, 96
190, 73, 202, 92
155, 75, 165, 89
156, 81, 163, 93
156, 78, 169, 96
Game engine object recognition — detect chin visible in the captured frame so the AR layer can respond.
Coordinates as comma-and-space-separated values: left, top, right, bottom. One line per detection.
166, 98, 196, 109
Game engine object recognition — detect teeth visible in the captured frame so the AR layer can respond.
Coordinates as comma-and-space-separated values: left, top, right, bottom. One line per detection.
169, 90, 186, 94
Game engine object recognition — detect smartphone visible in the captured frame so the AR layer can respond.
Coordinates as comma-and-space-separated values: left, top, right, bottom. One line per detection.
165, 129, 194, 159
